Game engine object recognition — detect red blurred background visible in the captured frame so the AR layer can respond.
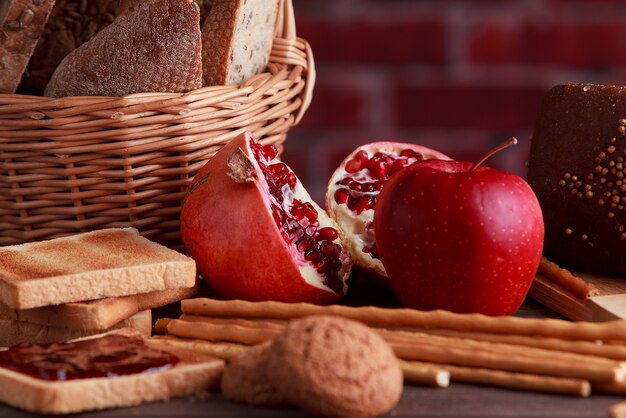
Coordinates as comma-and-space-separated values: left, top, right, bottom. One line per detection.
282, 0, 626, 203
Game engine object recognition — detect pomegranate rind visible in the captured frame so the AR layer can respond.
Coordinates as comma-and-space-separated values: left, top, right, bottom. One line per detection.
181, 132, 350, 304
326, 141, 450, 281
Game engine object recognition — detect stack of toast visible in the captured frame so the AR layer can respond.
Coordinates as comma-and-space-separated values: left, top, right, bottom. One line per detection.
0, 227, 199, 346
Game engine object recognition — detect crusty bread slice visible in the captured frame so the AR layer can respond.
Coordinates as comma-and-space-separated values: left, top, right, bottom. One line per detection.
0, 328, 224, 414
0, 281, 199, 331
201, 0, 279, 86
0, 228, 196, 310
44, 0, 203, 97
0, 0, 56, 93
0, 309, 152, 347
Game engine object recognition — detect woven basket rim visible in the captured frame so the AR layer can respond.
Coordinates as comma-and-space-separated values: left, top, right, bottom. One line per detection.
0, 0, 315, 124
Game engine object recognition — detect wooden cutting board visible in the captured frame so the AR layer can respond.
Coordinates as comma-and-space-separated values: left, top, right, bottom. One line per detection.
529, 272, 626, 322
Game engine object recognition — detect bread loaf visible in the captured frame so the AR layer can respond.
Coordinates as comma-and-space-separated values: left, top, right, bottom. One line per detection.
201, 0, 279, 86
0, 0, 56, 93
19, 0, 119, 95
0, 228, 196, 309
0, 329, 224, 414
528, 83, 626, 275
44, 0, 203, 97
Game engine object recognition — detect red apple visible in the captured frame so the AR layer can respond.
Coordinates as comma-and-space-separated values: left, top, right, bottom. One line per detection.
374, 139, 544, 315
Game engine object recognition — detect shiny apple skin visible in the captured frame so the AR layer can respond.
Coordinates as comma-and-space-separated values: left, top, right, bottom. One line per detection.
374, 159, 544, 315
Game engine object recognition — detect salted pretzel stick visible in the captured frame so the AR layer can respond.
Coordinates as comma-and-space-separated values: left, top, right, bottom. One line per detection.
395, 327, 626, 361
181, 298, 626, 341
437, 362, 591, 397
538, 256, 600, 299
399, 360, 450, 388
151, 335, 247, 361
164, 317, 623, 383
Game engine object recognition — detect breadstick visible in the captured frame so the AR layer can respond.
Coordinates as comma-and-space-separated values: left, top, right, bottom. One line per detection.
399, 360, 450, 388
438, 362, 591, 397
163, 317, 623, 382
391, 342, 621, 383
538, 256, 600, 299
150, 335, 247, 361
165, 319, 281, 345
179, 314, 287, 329
181, 298, 626, 341
392, 327, 626, 361
611, 401, 626, 418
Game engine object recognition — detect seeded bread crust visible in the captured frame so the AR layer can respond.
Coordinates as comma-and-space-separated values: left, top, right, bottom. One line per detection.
0, 309, 152, 347
0, 228, 196, 309
528, 83, 626, 275
0, 0, 56, 93
201, 0, 279, 86
0, 329, 224, 414
44, 0, 203, 97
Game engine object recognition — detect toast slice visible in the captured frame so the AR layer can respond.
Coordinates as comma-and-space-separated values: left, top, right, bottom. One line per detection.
0, 328, 224, 414
0, 281, 200, 331
0, 0, 57, 93
201, 0, 279, 86
0, 228, 196, 310
0, 309, 152, 347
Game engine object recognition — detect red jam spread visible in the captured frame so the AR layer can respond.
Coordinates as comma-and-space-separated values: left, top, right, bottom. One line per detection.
0, 334, 179, 381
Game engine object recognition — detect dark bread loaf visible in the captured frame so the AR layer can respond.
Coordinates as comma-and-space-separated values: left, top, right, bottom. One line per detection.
528, 83, 626, 275
19, 0, 119, 95
0, 0, 56, 93
44, 0, 203, 97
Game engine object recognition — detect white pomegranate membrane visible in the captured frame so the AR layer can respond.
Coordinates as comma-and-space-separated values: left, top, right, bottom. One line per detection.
332, 148, 425, 259
250, 141, 344, 294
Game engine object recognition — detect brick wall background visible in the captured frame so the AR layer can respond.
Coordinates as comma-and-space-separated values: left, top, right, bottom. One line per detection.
282, 0, 626, 203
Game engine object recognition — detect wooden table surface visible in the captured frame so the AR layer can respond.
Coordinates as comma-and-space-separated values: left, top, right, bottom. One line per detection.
1, 298, 624, 418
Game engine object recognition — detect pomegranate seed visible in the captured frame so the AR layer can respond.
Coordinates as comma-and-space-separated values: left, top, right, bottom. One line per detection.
289, 227, 305, 242
354, 150, 369, 164
344, 158, 363, 173
320, 241, 339, 256
284, 218, 299, 231
347, 180, 362, 191
301, 202, 318, 222
360, 182, 375, 193
353, 197, 372, 214
262, 144, 279, 161
306, 225, 318, 236
317, 227, 339, 241
337, 178, 351, 186
374, 180, 385, 191
334, 189, 350, 205
392, 159, 411, 173
287, 172, 297, 189
400, 149, 421, 159
296, 236, 316, 253
304, 249, 318, 261
370, 161, 387, 180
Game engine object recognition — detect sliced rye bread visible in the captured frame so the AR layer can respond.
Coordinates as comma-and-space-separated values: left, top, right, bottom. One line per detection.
201, 0, 279, 86
0, 328, 224, 414
0, 281, 199, 331
0, 0, 57, 93
0, 309, 152, 347
0, 228, 196, 310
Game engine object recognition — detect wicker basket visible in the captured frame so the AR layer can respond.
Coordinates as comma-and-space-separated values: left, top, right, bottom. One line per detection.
0, 0, 315, 249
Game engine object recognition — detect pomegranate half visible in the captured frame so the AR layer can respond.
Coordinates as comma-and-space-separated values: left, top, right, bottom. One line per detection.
181, 132, 352, 304
326, 142, 450, 281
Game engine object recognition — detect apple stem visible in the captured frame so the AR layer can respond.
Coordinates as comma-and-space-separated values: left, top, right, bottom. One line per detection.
469, 137, 518, 172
